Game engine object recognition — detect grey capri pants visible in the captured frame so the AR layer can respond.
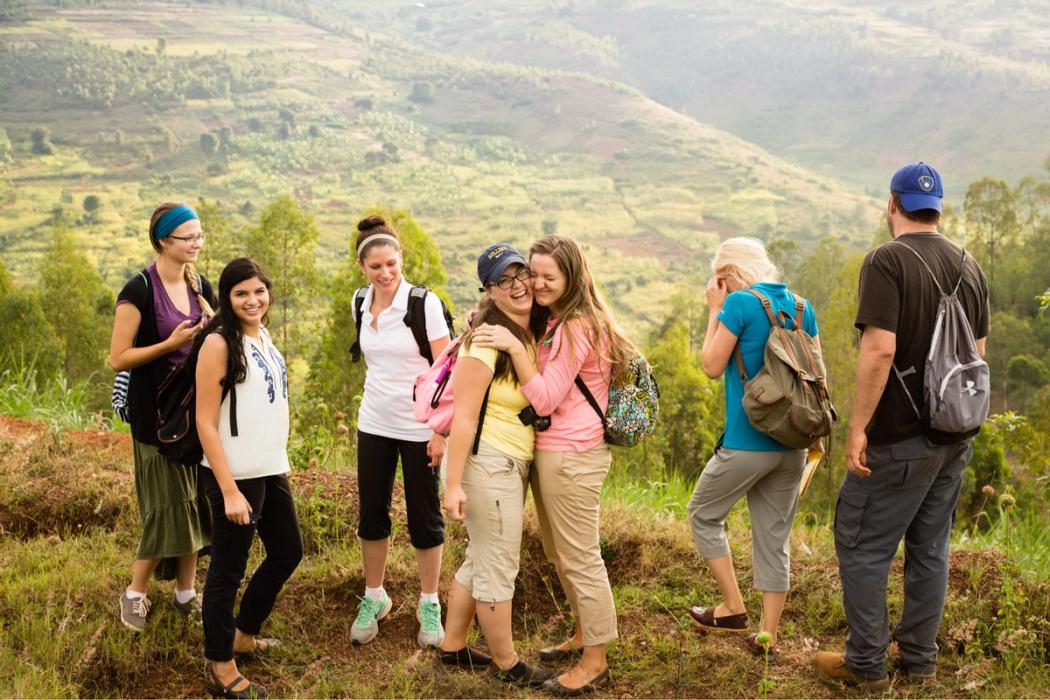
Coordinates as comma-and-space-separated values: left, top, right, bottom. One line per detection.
687, 447, 805, 592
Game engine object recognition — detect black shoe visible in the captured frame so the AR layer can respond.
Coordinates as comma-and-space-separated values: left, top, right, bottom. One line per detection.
439, 646, 493, 670
205, 665, 267, 699
542, 667, 612, 697
490, 660, 555, 688
539, 643, 582, 663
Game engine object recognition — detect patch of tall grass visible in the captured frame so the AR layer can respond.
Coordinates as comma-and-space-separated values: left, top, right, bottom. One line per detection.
0, 355, 119, 432
957, 502, 1050, 582
602, 466, 695, 517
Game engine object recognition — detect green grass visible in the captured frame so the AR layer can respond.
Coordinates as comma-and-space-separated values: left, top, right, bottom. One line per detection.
0, 358, 116, 432
1, 417, 1047, 698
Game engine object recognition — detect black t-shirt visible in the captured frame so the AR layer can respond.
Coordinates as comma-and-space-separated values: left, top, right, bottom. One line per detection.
855, 232, 990, 445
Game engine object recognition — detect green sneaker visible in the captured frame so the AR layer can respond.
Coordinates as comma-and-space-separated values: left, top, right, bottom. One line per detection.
416, 600, 444, 648
351, 593, 392, 645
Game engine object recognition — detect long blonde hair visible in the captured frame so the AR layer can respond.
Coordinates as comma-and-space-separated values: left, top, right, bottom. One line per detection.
710, 236, 779, 287
530, 235, 635, 383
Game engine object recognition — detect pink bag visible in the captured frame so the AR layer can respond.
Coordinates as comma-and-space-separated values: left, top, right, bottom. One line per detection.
413, 337, 464, 435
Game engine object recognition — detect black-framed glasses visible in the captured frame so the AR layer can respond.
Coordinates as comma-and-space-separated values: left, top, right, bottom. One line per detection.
169, 233, 207, 243
494, 266, 532, 290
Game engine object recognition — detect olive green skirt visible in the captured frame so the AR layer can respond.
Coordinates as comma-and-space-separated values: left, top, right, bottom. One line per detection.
133, 440, 211, 580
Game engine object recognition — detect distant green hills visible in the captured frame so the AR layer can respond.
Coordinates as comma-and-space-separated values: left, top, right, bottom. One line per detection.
335, 0, 1050, 199
0, 0, 917, 331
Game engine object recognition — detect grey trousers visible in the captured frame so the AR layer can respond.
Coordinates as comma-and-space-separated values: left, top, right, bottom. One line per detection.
688, 447, 805, 592
835, 434, 971, 680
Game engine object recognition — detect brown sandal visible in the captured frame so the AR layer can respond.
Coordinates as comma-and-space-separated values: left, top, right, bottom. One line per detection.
688, 605, 749, 633
744, 633, 777, 660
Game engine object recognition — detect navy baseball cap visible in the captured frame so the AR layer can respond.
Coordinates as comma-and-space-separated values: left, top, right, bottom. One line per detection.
477, 243, 527, 286
890, 162, 944, 213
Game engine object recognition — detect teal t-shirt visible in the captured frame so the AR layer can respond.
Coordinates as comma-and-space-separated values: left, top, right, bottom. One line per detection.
717, 282, 819, 451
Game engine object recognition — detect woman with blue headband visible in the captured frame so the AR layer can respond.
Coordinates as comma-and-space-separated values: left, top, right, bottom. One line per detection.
108, 202, 217, 634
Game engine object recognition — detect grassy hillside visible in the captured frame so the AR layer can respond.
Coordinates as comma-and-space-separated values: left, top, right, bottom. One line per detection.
0, 1, 882, 333
2, 415, 1048, 698
329, 0, 1050, 198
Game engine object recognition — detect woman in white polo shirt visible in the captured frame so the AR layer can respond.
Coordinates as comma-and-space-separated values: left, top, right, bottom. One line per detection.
350, 215, 452, 649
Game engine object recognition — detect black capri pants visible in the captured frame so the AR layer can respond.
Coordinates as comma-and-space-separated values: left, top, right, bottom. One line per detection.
357, 430, 444, 549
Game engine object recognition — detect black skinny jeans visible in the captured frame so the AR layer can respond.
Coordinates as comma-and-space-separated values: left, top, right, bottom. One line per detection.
200, 468, 304, 662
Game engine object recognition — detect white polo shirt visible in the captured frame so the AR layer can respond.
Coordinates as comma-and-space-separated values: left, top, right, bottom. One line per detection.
357, 278, 451, 442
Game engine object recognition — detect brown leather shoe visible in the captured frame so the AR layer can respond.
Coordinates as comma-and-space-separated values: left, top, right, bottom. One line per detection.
744, 633, 776, 661
812, 651, 889, 690
688, 605, 748, 633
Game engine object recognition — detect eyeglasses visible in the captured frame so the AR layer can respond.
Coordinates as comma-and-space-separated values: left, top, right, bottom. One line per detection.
493, 267, 532, 290
169, 233, 207, 243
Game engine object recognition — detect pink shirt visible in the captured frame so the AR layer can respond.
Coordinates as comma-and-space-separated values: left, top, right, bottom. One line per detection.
522, 318, 610, 452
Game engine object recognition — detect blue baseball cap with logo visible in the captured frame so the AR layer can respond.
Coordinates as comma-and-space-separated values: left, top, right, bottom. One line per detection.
477, 243, 527, 286
890, 162, 944, 213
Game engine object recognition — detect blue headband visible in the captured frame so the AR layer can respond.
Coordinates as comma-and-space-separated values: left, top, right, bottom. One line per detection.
153, 205, 199, 240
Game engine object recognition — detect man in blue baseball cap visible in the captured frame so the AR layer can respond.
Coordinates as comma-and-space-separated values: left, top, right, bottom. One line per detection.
814, 163, 991, 689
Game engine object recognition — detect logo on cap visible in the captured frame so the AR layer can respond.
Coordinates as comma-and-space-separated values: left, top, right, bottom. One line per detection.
918, 175, 935, 192
487, 246, 507, 260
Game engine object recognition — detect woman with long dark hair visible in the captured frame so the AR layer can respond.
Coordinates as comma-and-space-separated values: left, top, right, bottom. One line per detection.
109, 202, 215, 632
196, 257, 303, 699
437, 244, 553, 688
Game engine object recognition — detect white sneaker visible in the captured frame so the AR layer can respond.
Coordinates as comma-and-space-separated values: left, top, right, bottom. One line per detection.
351, 593, 392, 645
416, 600, 444, 648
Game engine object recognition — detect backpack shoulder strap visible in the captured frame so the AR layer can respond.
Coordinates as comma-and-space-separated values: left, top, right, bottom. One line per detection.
405, 285, 435, 365
792, 295, 805, 332
349, 286, 369, 363
745, 289, 780, 327
951, 246, 968, 295
471, 384, 492, 455
574, 376, 607, 429
139, 270, 150, 289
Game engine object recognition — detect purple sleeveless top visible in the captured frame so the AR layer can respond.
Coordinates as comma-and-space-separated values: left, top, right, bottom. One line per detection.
147, 263, 202, 365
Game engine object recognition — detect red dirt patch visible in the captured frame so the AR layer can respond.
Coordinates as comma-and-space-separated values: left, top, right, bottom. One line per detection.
593, 232, 694, 266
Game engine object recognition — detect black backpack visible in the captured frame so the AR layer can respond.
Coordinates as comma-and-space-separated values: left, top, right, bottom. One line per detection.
349, 284, 454, 365
156, 335, 238, 467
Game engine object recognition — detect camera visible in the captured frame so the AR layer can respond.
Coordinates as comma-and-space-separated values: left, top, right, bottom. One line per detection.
518, 406, 551, 432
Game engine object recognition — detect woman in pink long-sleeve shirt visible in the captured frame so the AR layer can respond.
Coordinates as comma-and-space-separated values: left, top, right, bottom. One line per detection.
472, 234, 637, 697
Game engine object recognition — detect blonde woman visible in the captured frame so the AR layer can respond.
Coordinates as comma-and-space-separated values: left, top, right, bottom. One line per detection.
472, 234, 636, 696
109, 202, 215, 631
686, 237, 820, 660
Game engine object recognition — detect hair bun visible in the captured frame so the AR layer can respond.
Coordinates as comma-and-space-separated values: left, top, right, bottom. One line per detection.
357, 215, 387, 232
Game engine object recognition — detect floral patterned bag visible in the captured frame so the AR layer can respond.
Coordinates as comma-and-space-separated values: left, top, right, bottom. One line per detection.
575, 352, 660, 447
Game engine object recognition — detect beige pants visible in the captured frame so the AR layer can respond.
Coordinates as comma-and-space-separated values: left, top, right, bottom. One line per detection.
531, 445, 617, 646
454, 442, 531, 603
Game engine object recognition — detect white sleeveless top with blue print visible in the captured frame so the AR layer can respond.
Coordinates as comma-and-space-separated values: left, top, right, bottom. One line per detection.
200, 327, 290, 480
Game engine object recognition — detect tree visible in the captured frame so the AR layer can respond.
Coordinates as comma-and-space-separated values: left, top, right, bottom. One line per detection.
636, 321, 720, 480
36, 228, 114, 405
155, 37, 166, 55
30, 126, 54, 155
964, 177, 1017, 299
83, 194, 101, 217
0, 127, 11, 162
199, 132, 218, 154
0, 259, 64, 381
410, 81, 434, 103
193, 197, 242, 282
542, 219, 558, 235
305, 207, 451, 427
244, 194, 320, 357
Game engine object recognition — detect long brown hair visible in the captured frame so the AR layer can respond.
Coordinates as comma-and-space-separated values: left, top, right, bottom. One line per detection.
148, 201, 215, 318
530, 234, 635, 383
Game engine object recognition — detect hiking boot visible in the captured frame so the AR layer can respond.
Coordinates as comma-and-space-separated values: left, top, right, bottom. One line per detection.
490, 660, 555, 688
172, 592, 203, 625
120, 592, 151, 632
351, 593, 392, 645
812, 651, 890, 690
416, 600, 445, 648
